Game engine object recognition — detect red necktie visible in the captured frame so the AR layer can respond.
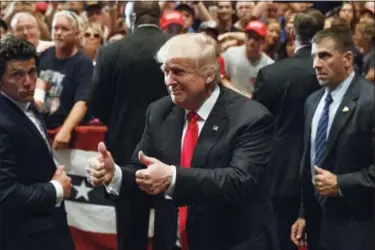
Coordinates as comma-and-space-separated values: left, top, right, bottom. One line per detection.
179, 111, 199, 250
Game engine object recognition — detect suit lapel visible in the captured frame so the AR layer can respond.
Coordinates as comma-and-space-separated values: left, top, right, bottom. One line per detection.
191, 88, 228, 168
0, 96, 50, 152
161, 105, 185, 166
325, 77, 359, 159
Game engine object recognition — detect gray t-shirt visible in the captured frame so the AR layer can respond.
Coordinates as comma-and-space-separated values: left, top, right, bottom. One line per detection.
223, 45, 274, 95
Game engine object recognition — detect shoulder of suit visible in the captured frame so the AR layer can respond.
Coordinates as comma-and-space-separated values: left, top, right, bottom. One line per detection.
358, 77, 374, 99
148, 95, 173, 113
0, 99, 15, 132
259, 56, 314, 84
223, 87, 273, 120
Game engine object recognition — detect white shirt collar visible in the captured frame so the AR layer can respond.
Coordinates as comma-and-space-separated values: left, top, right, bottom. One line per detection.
294, 44, 310, 54
185, 84, 220, 121
0, 91, 30, 112
325, 71, 355, 102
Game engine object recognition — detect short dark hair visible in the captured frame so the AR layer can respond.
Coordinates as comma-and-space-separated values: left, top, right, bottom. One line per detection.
294, 8, 325, 43
0, 35, 38, 80
133, 1, 161, 26
312, 27, 355, 54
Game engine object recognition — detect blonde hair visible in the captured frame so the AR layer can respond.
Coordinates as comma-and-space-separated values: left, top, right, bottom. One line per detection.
156, 33, 220, 82
84, 22, 104, 44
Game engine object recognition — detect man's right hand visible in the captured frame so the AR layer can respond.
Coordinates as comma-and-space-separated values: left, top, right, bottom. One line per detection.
291, 217, 307, 247
52, 165, 72, 199
87, 142, 115, 187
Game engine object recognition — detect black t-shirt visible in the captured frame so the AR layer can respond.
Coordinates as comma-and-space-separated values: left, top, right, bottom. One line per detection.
38, 47, 94, 129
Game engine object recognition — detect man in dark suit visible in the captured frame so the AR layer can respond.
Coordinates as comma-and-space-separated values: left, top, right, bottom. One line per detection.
252, 9, 325, 250
291, 27, 375, 250
0, 36, 74, 250
88, 33, 279, 250
87, 2, 169, 249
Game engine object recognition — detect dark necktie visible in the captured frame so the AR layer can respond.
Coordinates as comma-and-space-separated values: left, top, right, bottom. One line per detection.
28, 105, 47, 133
179, 111, 199, 250
314, 93, 333, 206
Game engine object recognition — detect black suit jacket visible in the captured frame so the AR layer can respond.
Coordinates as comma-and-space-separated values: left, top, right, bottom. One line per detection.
253, 45, 321, 197
300, 76, 375, 248
88, 25, 169, 250
0, 95, 74, 250
88, 26, 169, 164
117, 86, 279, 250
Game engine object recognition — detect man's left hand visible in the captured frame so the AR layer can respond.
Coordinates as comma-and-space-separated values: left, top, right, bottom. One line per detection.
135, 151, 173, 195
314, 166, 339, 197
52, 128, 72, 150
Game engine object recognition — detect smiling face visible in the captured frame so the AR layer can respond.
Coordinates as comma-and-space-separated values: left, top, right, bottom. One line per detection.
312, 38, 353, 88
217, 2, 233, 21
162, 58, 212, 110
13, 15, 40, 47
1, 58, 37, 103
265, 22, 281, 45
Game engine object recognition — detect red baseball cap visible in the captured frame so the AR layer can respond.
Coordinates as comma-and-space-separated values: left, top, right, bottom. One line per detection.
244, 21, 266, 38
160, 11, 184, 29
35, 2, 48, 14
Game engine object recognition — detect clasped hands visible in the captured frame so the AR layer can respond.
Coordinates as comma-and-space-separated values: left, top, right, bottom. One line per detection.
314, 166, 339, 197
87, 142, 173, 195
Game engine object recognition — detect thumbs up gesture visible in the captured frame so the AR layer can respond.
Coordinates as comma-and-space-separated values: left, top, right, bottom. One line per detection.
314, 166, 339, 197
135, 151, 173, 195
87, 142, 115, 187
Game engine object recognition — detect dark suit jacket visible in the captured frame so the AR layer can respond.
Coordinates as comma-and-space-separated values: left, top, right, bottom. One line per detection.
300, 76, 375, 249
87, 25, 169, 250
117, 86, 279, 250
88, 26, 169, 164
253, 45, 321, 197
0, 95, 74, 250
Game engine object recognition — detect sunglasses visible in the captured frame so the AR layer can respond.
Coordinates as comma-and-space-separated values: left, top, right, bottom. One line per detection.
84, 32, 101, 39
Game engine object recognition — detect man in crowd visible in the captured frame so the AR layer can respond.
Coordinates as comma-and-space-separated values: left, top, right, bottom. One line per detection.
291, 27, 375, 250
223, 20, 274, 98
88, 2, 169, 249
0, 35, 74, 250
160, 11, 185, 36
10, 12, 54, 53
88, 33, 279, 250
252, 9, 324, 250
36, 10, 93, 150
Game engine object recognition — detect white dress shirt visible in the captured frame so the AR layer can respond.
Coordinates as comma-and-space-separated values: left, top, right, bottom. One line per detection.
1, 92, 64, 207
310, 71, 354, 185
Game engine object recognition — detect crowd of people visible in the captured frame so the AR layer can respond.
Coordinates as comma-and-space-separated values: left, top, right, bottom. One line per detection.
0, 1, 375, 250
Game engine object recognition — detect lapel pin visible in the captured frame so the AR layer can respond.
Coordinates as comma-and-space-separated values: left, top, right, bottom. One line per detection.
342, 106, 349, 112
213, 125, 219, 131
